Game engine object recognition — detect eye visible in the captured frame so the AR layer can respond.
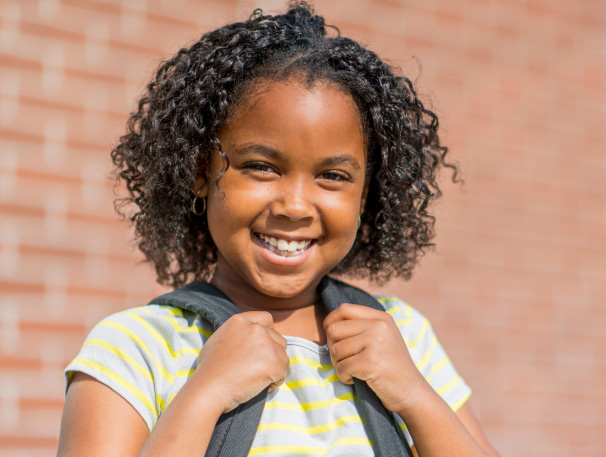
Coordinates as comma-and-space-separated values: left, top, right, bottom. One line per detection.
244, 162, 275, 173
319, 171, 350, 182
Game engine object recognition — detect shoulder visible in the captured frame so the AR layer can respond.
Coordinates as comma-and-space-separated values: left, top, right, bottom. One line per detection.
85, 304, 213, 343
375, 295, 472, 412
65, 304, 212, 430
374, 295, 439, 357
72, 304, 214, 371
374, 295, 431, 343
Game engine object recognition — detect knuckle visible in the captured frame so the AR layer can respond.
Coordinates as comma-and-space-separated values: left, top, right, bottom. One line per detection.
338, 302, 352, 311
330, 341, 342, 359
251, 322, 269, 337
259, 310, 273, 321
375, 317, 390, 330
279, 335, 288, 348
325, 321, 339, 337
231, 313, 246, 324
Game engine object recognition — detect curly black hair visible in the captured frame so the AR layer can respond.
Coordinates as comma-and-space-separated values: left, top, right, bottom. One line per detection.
111, 1, 459, 288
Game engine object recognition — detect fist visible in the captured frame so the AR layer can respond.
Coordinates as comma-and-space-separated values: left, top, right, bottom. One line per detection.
194, 311, 290, 413
324, 303, 426, 413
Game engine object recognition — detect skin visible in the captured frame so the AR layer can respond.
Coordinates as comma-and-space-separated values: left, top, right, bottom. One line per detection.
57, 79, 500, 457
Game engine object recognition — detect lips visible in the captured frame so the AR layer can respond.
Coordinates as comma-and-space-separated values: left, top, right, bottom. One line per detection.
255, 233, 314, 257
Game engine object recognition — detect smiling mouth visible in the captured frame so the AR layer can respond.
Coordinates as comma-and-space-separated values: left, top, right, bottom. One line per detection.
256, 233, 314, 257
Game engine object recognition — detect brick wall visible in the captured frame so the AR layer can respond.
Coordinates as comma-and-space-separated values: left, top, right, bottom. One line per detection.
0, 1, 604, 456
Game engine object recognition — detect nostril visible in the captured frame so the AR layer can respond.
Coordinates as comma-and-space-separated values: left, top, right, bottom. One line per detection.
269, 199, 314, 221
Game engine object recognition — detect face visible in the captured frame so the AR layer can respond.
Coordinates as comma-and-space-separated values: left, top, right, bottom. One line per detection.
194, 79, 367, 307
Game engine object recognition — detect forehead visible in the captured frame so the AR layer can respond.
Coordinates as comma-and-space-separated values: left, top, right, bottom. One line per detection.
233, 77, 360, 120
221, 79, 366, 162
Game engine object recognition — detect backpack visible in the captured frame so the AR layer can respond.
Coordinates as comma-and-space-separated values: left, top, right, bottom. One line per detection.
150, 276, 413, 457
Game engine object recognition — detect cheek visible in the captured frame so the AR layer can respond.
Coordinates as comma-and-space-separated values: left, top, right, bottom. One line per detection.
204, 174, 268, 241
322, 195, 361, 241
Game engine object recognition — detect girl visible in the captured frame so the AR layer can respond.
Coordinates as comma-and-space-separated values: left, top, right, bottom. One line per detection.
58, 3, 500, 456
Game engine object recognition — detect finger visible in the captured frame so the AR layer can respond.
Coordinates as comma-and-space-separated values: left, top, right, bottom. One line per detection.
333, 355, 356, 385
329, 333, 367, 365
238, 310, 275, 328
268, 374, 287, 392
324, 319, 371, 346
267, 329, 288, 349
334, 346, 380, 385
323, 303, 384, 328
268, 348, 290, 392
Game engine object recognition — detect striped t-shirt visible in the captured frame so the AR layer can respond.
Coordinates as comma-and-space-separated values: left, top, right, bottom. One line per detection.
65, 296, 471, 455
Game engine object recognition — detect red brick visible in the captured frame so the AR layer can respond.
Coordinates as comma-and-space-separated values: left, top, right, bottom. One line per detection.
1, 1, 605, 455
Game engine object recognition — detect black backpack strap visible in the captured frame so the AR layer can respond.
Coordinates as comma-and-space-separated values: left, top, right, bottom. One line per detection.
151, 282, 266, 457
150, 277, 412, 457
151, 281, 240, 328
318, 277, 414, 457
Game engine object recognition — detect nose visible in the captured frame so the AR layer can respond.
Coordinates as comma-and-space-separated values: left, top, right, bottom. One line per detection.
269, 178, 315, 222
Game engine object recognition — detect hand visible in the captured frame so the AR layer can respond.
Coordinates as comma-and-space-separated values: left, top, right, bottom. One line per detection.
193, 311, 289, 413
323, 303, 427, 414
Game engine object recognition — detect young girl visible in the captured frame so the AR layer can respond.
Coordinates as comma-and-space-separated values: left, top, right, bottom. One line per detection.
58, 3, 500, 456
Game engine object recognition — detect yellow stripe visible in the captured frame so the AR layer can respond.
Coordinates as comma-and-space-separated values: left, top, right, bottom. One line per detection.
280, 374, 340, 390
394, 304, 414, 327
432, 355, 450, 374
289, 356, 333, 371
162, 314, 212, 338
83, 338, 153, 382
264, 392, 356, 412
98, 321, 175, 384
436, 375, 462, 396
176, 368, 196, 378
451, 389, 472, 412
125, 311, 204, 356
124, 312, 181, 359
158, 308, 213, 338
376, 296, 400, 304
425, 355, 450, 384
167, 392, 177, 407
407, 319, 429, 349
248, 436, 371, 455
414, 337, 437, 371
257, 414, 362, 435
156, 393, 167, 413
72, 357, 157, 417
398, 422, 409, 432
145, 304, 214, 338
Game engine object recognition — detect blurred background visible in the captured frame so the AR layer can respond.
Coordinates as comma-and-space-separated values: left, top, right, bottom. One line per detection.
0, 0, 604, 456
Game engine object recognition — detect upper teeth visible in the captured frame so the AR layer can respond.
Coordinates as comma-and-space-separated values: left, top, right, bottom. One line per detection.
258, 234, 311, 254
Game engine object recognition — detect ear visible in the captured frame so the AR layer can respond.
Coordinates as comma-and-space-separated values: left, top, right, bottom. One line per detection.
191, 171, 209, 198
360, 180, 370, 215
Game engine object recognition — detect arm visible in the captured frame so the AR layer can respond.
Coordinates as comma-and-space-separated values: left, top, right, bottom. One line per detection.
408, 403, 500, 457
396, 380, 500, 457
324, 303, 500, 457
57, 371, 225, 456
58, 311, 289, 457
454, 403, 501, 457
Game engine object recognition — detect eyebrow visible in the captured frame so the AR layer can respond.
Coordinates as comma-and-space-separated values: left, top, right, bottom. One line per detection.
231, 143, 281, 160
231, 143, 362, 171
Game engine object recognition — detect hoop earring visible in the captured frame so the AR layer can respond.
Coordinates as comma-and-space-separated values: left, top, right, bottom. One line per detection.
192, 196, 206, 216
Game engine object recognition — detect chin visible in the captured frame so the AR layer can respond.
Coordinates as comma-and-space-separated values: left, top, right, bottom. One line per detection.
253, 273, 318, 299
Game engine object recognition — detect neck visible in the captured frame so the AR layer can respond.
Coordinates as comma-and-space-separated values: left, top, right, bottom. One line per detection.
208, 267, 329, 345
209, 273, 321, 315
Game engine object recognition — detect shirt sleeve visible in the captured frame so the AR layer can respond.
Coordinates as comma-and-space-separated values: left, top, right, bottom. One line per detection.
376, 296, 472, 447
377, 296, 472, 411
64, 306, 181, 431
